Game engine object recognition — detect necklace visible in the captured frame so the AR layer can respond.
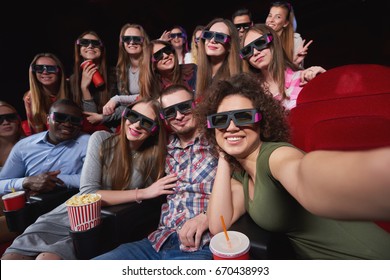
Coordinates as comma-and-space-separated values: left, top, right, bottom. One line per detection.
131, 151, 139, 159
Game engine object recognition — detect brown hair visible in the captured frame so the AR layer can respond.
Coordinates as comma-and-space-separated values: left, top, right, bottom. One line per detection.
269, 1, 295, 62
69, 30, 110, 113
196, 18, 242, 99
116, 23, 150, 96
241, 24, 298, 100
100, 98, 167, 189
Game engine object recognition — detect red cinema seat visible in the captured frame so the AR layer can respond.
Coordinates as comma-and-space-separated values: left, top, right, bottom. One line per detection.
288, 64, 390, 233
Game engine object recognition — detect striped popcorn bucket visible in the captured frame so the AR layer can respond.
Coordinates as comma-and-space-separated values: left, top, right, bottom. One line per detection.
66, 194, 102, 232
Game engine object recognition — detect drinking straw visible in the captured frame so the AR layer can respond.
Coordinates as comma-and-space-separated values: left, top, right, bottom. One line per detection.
220, 215, 230, 243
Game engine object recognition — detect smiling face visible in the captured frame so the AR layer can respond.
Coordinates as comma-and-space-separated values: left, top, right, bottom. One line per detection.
47, 104, 82, 145
125, 101, 156, 144
123, 27, 143, 55
33, 56, 60, 87
160, 89, 196, 137
170, 27, 185, 49
214, 94, 261, 159
0, 106, 20, 139
205, 22, 230, 58
153, 43, 175, 72
79, 33, 102, 61
265, 6, 289, 34
243, 30, 272, 71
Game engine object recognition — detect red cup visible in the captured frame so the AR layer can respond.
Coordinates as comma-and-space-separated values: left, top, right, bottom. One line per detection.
210, 231, 250, 260
2, 190, 26, 211
80, 60, 104, 87
66, 194, 102, 232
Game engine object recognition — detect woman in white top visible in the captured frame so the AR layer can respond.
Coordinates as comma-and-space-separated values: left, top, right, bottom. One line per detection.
265, 1, 312, 67
103, 23, 151, 116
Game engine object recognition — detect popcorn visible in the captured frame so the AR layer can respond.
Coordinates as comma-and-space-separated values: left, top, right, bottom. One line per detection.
66, 194, 102, 232
66, 193, 101, 206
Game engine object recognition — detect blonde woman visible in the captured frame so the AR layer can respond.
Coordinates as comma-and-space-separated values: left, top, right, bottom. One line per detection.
23, 53, 68, 135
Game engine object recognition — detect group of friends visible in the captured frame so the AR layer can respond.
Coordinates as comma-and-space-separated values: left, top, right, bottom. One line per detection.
1, 1, 390, 260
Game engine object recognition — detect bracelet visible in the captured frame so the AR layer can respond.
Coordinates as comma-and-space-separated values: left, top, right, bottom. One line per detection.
135, 188, 142, 204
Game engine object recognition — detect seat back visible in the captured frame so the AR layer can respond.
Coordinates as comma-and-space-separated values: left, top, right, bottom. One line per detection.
288, 64, 390, 232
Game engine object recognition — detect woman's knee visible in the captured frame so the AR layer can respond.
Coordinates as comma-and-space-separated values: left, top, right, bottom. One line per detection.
1, 253, 35, 260
36, 252, 62, 260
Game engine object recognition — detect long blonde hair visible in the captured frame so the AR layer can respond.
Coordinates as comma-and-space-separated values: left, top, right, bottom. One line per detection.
100, 98, 167, 189
27, 53, 68, 131
190, 25, 205, 65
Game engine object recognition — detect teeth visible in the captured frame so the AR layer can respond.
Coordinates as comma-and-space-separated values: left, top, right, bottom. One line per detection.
227, 137, 242, 141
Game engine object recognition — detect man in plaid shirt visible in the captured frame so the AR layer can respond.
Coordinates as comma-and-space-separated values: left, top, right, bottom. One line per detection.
94, 84, 218, 260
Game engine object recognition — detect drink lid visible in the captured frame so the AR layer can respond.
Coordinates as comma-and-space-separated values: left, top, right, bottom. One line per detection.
210, 231, 250, 258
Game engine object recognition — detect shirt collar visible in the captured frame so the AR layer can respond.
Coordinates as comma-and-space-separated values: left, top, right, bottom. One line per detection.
34, 131, 80, 145
168, 133, 210, 150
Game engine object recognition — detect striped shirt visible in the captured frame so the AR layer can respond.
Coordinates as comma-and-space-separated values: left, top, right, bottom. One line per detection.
148, 134, 218, 252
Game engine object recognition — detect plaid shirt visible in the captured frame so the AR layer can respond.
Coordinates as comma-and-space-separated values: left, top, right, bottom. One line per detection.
148, 134, 218, 252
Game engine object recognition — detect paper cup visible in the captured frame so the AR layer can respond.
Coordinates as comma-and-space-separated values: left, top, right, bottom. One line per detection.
210, 231, 250, 260
80, 60, 104, 87
66, 194, 102, 232
2, 190, 26, 211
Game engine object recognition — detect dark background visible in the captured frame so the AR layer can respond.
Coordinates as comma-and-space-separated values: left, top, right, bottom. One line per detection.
1, 0, 389, 119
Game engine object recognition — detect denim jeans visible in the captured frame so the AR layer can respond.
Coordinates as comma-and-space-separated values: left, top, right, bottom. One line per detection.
93, 233, 213, 260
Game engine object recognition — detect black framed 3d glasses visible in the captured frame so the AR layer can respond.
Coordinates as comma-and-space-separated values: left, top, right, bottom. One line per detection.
160, 99, 194, 120
76, 38, 103, 48
207, 109, 262, 129
0, 113, 18, 125
152, 45, 175, 62
121, 35, 144, 44
170, 32, 185, 39
50, 112, 83, 126
123, 109, 158, 132
240, 33, 273, 59
201, 30, 231, 44
235, 22, 252, 31
32, 64, 60, 74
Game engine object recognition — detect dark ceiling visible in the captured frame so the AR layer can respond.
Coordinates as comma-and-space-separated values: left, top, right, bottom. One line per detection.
0, 0, 389, 116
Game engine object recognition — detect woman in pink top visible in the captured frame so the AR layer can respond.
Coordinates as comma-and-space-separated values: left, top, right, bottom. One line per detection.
241, 24, 325, 110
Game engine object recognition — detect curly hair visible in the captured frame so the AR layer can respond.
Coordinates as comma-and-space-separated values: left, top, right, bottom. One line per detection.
195, 72, 290, 170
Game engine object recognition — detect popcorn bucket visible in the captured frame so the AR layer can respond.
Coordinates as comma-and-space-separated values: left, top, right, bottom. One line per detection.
66, 194, 102, 232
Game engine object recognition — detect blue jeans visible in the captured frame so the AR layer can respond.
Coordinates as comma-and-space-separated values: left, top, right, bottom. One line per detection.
93, 233, 213, 260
